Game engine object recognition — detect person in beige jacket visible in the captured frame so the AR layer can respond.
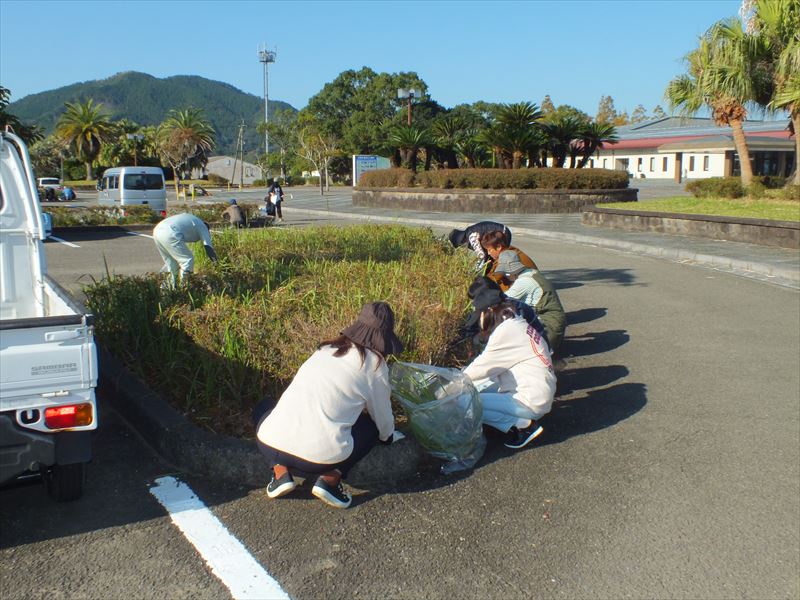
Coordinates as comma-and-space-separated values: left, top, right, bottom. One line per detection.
256, 302, 403, 509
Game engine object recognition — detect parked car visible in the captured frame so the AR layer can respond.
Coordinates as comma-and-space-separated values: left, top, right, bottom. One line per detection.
98, 166, 167, 215
37, 177, 63, 202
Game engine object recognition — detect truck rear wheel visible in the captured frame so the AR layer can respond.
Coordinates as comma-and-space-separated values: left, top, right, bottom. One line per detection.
45, 463, 85, 502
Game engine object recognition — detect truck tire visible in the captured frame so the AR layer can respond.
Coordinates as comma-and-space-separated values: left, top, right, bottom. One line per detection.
45, 463, 85, 502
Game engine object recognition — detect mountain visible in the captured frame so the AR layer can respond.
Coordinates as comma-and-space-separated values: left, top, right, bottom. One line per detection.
7, 71, 296, 157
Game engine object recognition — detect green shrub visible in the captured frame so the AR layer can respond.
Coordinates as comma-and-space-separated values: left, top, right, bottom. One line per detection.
206, 173, 228, 186
84, 225, 475, 436
47, 205, 162, 227
780, 185, 800, 201
251, 178, 266, 187
747, 181, 767, 199
686, 177, 744, 199
751, 175, 786, 189
359, 168, 628, 190
288, 176, 305, 186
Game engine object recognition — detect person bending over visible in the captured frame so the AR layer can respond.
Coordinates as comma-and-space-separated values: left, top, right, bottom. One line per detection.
222, 199, 245, 228
256, 302, 404, 509
448, 221, 511, 271
463, 301, 556, 449
494, 250, 566, 353
152, 213, 217, 287
480, 230, 538, 291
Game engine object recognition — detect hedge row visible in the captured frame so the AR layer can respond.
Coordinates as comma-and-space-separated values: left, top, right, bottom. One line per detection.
359, 168, 630, 190
685, 176, 789, 199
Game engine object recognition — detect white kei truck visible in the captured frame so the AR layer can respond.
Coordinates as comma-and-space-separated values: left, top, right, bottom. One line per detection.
0, 131, 98, 501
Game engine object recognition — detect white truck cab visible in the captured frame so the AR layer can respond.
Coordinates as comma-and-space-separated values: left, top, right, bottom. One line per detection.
0, 131, 98, 501
98, 166, 167, 215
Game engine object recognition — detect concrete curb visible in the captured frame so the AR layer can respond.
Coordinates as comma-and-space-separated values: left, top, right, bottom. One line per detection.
52, 224, 156, 235
97, 346, 424, 489
287, 207, 800, 289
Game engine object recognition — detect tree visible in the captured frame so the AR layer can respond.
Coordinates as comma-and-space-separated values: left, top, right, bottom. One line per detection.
29, 134, 69, 177
746, 0, 800, 184
630, 104, 649, 123
389, 125, 429, 172
596, 95, 619, 124
55, 98, 114, 179
544, 115, 584, 168
259, 108, 298, 180
485, 102, 543, 169
296, 119, 339, 195
540, 95, 556, 115
652, 105, 668, 119
577, 122, 619, 167
667, 18, 772, 186
157, 107, 215, 191
0, 86, 43, 145
431, 114, 464, 168
302, 67, 428, 164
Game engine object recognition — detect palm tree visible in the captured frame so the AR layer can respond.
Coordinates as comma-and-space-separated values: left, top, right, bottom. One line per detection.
0, 86, 43, 145
157, 107, 215, 187
389, 125, 429, 172
749, 0, 800, 184
494, 102, 543, 168
431, 114, 463, 168
55, 98, 114, 179
543, 115, 584, 168
665, 19, 772, 186
577, 122, 619, 168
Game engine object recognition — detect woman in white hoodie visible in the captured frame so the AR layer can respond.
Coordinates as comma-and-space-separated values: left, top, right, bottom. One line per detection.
463, 301, 556, 449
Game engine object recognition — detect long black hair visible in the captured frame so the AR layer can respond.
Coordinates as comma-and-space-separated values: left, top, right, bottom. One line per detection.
318, 335, 385, 368
479, 301, 519, 338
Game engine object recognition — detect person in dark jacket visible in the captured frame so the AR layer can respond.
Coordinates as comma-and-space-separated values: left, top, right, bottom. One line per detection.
448, 222, 511, 270
266, 180, 284, 222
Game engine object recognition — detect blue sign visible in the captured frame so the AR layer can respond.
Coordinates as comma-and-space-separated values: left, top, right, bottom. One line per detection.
353, 155, 390, 186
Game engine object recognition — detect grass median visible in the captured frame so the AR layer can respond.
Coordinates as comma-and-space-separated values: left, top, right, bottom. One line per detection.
84, 224, 475, 437
603, 196, 800, 222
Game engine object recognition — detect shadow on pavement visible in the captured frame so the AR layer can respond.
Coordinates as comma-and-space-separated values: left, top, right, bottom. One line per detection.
567, 307, 607, 325
546, 267, 640, 289
556, 365, 630, 397
561, 329, 630, 358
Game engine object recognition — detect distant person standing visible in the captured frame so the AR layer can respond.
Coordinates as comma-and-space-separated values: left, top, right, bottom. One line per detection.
266, 179, 284, 223
152, 213, 217, 286
222, 199, 245, 228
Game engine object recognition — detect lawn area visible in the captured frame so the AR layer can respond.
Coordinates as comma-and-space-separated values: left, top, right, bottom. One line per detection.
603, 196, 800, 222
84, 224, 475, 437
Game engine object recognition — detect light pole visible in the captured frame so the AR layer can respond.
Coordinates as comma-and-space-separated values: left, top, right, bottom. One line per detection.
397, 88, 420, 126
258, 44, 277, 173
127, 133, 144, 166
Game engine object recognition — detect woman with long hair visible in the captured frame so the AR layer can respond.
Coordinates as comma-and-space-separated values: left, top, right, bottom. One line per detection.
463, 301, 556, 449
256, 302, 403, 509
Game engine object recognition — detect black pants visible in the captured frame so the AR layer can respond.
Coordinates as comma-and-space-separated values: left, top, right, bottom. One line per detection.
254, 401, 378, 479
274, 201, 282, 219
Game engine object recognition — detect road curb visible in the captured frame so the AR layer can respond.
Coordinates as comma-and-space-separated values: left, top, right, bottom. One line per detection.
97, 346, 423, 489
288, 207, 800, 289
52, 224, 156, 235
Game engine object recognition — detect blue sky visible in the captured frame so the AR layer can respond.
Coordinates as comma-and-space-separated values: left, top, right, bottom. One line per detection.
1, 0, 744, 117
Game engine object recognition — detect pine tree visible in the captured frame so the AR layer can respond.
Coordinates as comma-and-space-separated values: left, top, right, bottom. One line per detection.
596, 95, 617, 124
541, 95, 555, 115
652, 105, 667, 119
630, 104, 648, 123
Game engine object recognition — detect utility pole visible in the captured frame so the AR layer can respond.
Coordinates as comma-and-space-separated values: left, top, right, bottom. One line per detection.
258, 44, 277, 175
231, 121, 246, 189
397, 88, 419, 126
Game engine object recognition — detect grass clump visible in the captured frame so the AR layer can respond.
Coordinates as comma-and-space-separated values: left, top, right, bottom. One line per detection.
602, 196, 800, 222
47, 205, 162, 226
84, 224, 475, 437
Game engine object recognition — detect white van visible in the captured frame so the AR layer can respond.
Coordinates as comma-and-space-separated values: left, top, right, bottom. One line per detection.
98, 167, 167, 215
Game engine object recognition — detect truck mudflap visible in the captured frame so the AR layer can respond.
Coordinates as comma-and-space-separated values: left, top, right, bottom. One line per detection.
0, 414, 91, 484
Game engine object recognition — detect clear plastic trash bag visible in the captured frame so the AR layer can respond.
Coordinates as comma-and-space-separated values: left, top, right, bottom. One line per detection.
390, 362, 486, 474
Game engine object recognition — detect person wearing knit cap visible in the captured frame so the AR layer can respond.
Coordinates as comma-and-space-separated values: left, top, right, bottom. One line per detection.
494, 250, 566, 353
222, 199, 245, 228
256, 302, 404, 509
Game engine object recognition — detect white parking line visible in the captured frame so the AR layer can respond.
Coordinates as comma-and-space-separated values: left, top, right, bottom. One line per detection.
49, 236, 80, 248
149, 476, 290, 600
126, 231, 154, 239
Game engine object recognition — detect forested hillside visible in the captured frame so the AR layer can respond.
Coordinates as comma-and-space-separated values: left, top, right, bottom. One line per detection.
8, 71, 295, 156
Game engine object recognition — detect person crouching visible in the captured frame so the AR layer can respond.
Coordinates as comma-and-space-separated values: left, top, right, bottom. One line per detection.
463, 301, 556, 450
255, 302, 404, 509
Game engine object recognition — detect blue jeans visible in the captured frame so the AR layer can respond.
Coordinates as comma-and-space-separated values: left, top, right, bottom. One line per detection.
473, 379, 535, 433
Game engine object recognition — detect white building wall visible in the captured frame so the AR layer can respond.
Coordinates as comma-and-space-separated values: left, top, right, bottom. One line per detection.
592, 148, 728, 180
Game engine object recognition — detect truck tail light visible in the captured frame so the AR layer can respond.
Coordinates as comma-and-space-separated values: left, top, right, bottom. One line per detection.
44, 404, 93, 429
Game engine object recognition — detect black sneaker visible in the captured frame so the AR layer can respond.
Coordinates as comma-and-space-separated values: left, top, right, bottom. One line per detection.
312, 477, 352, 509
504, 421, 544, 449
267, 469, 296, 499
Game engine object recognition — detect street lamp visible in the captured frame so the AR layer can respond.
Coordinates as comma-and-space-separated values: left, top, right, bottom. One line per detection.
127, 133, 144, 166
397, 88, 420, 126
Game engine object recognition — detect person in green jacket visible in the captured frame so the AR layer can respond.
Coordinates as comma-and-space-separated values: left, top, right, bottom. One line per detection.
494, 250, 566, 353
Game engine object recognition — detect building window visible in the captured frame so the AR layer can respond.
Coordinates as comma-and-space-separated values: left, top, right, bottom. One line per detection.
637, 157, 643, 172
649, 157, 655, 172
689, 156, 695, 171
662, 156, 668, 171
703, 156, 709, 171
602, 159, 607, 168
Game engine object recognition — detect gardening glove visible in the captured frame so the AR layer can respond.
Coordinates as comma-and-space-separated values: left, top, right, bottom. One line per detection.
204, 245, 218, 262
